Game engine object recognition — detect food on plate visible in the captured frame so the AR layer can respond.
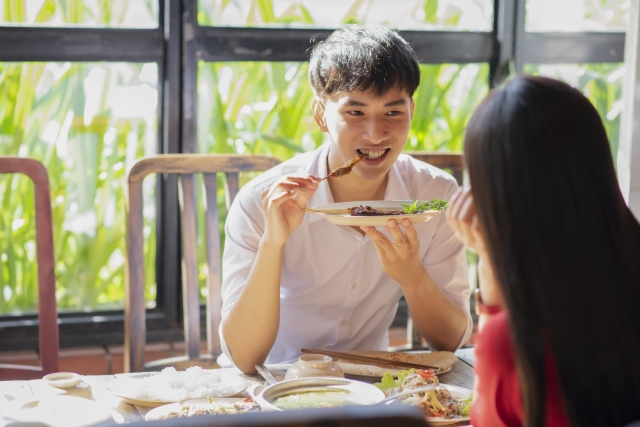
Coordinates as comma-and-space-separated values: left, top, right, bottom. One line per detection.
375, 369, 472, 419
159, 398, 261, 419
271, 390, 370, 410
114, 366, 245, 402
326, 153, 368, 179
400, 198, 448, 214
336, 351, 458, 377
348, 199, 448, 217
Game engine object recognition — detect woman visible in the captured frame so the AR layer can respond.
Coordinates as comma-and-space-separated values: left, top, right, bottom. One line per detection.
447, 76, 640, 427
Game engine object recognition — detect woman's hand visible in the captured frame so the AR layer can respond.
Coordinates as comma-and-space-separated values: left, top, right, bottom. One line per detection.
447, 187, 503, 309
361, 219, 426, 290
446, 187, 488, 258
260, 175, 320, 246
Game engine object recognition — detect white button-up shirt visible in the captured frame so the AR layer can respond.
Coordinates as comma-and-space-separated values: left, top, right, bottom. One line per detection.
220, 143, 472, 365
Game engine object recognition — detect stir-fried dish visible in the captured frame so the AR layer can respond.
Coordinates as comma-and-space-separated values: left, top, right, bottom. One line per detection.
375, 369, 471, 419
349, 199, 448, 217
160, 397, 261, 419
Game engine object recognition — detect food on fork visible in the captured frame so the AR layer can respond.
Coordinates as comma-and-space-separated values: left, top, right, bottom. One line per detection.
322, 153, 368, 180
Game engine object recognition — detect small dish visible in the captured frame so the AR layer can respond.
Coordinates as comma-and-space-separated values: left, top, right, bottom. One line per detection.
43, 372, 82, 388
285, 354, 344, 380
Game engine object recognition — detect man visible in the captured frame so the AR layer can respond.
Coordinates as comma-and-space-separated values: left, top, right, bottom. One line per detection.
220, 24, 471, 373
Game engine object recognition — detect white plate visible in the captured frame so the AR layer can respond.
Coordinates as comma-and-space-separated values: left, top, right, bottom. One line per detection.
106, 371, 246, 408
335, 350, 455, 378
145, 398, 244, 421
3, 395, 114, 427
424, 384, 472, 425
342, 365, 452, 379
309, 200, 442, 227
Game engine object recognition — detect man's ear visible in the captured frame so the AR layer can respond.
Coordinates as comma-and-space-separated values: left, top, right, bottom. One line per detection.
312, 97, 328, 132
409, 97, 415, 121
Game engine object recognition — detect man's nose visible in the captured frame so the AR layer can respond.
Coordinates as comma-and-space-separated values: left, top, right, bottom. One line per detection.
362, 118, 387, 144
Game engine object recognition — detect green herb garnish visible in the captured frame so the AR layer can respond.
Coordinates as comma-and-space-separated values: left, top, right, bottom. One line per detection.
400, 198, 448, 214
460, 393, 473, 416
374, 369, 415, 391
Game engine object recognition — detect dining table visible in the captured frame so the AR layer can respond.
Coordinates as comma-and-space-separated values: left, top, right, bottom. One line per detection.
0, 348, 475, 427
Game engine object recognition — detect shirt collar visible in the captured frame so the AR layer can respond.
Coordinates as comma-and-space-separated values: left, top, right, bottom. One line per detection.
306, 147, 411, 224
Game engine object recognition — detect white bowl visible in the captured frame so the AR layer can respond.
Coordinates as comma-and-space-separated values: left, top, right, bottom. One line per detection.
253, 377, 384, 412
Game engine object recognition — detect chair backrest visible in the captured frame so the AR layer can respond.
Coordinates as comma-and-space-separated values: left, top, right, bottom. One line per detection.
404, 151, 464, 186
125, 154, 281, 373
0, 156, 59, 380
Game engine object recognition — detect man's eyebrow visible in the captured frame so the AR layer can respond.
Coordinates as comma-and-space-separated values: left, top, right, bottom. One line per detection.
344, 99, 367, 107
384, 98, 409, 107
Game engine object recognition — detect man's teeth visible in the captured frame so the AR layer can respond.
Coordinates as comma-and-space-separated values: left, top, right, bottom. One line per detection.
358, 149, 387, 159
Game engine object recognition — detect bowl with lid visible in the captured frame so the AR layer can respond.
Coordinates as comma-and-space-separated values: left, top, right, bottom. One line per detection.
284, 354, 344, 380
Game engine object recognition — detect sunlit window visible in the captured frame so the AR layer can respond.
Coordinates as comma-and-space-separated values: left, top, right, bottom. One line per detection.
526, 0, 629, 32
0, 62, 158, 315
198, 0, 493, 31
0, 0, 159, 27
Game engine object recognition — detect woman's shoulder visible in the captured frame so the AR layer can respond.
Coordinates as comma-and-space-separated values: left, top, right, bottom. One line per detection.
475, 311, 516, 370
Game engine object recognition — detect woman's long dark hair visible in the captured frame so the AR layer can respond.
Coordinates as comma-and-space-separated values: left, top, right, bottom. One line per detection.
465, 76, 640, 427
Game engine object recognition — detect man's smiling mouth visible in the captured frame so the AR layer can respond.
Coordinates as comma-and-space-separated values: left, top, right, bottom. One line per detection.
357, 148, 390, 159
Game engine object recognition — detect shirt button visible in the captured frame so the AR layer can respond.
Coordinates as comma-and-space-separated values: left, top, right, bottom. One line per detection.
350, 283, 357, 289
340, 319, 347, 325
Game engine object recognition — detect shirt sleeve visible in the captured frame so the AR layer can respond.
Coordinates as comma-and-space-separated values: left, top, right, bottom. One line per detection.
218, 184, 266, 365
422, 182, 473, 350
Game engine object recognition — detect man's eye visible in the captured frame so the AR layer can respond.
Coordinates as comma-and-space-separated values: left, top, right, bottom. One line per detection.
347, 110, 363, 116
387, 111, 401, 116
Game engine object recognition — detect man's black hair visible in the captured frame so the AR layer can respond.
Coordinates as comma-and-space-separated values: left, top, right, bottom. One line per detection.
308, 24, 421, 98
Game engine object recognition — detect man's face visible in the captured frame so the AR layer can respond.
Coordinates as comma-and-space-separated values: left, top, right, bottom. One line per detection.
313, 87, 415, 181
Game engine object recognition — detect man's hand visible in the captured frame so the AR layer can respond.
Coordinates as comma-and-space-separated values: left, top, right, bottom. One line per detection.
260, 175, 320, 246
360, 219, 426, 291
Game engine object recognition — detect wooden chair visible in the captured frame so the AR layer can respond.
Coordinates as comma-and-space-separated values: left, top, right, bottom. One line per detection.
404, 151, 464, 186
0, 156, 59, 380
125, 154, 281, 373
402, 152, 464, 349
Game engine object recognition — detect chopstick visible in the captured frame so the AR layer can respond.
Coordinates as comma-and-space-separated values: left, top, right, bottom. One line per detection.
304, 208, 351, 215
254, 364, 278, 386
301, 348, 440, 370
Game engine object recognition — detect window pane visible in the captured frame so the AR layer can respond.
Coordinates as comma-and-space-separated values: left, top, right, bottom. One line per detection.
195, 60, 488, 296
198, 0, 493, 32
0, 62, 158, 315
526, 0, 628, 32
523, 63, 623, 160
0, 0, 158, 28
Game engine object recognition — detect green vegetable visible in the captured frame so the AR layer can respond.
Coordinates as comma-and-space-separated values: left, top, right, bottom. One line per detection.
374, 369, 415, 391
401, 198, 448, 214
460, 393, 473, 416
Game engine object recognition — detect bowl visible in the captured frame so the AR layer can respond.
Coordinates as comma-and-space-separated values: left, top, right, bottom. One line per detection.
284, 354, 344, 380
43, 372, 82, 388
252, 377, 384, 412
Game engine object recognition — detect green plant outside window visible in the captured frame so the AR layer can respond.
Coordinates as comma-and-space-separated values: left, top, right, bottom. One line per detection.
0, 0, 158, 27
197, 0, 493, 31
0, 62, 158, 315
524, 63, 624, 162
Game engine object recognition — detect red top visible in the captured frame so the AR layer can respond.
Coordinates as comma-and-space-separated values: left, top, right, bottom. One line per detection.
471, 311, 570, 427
